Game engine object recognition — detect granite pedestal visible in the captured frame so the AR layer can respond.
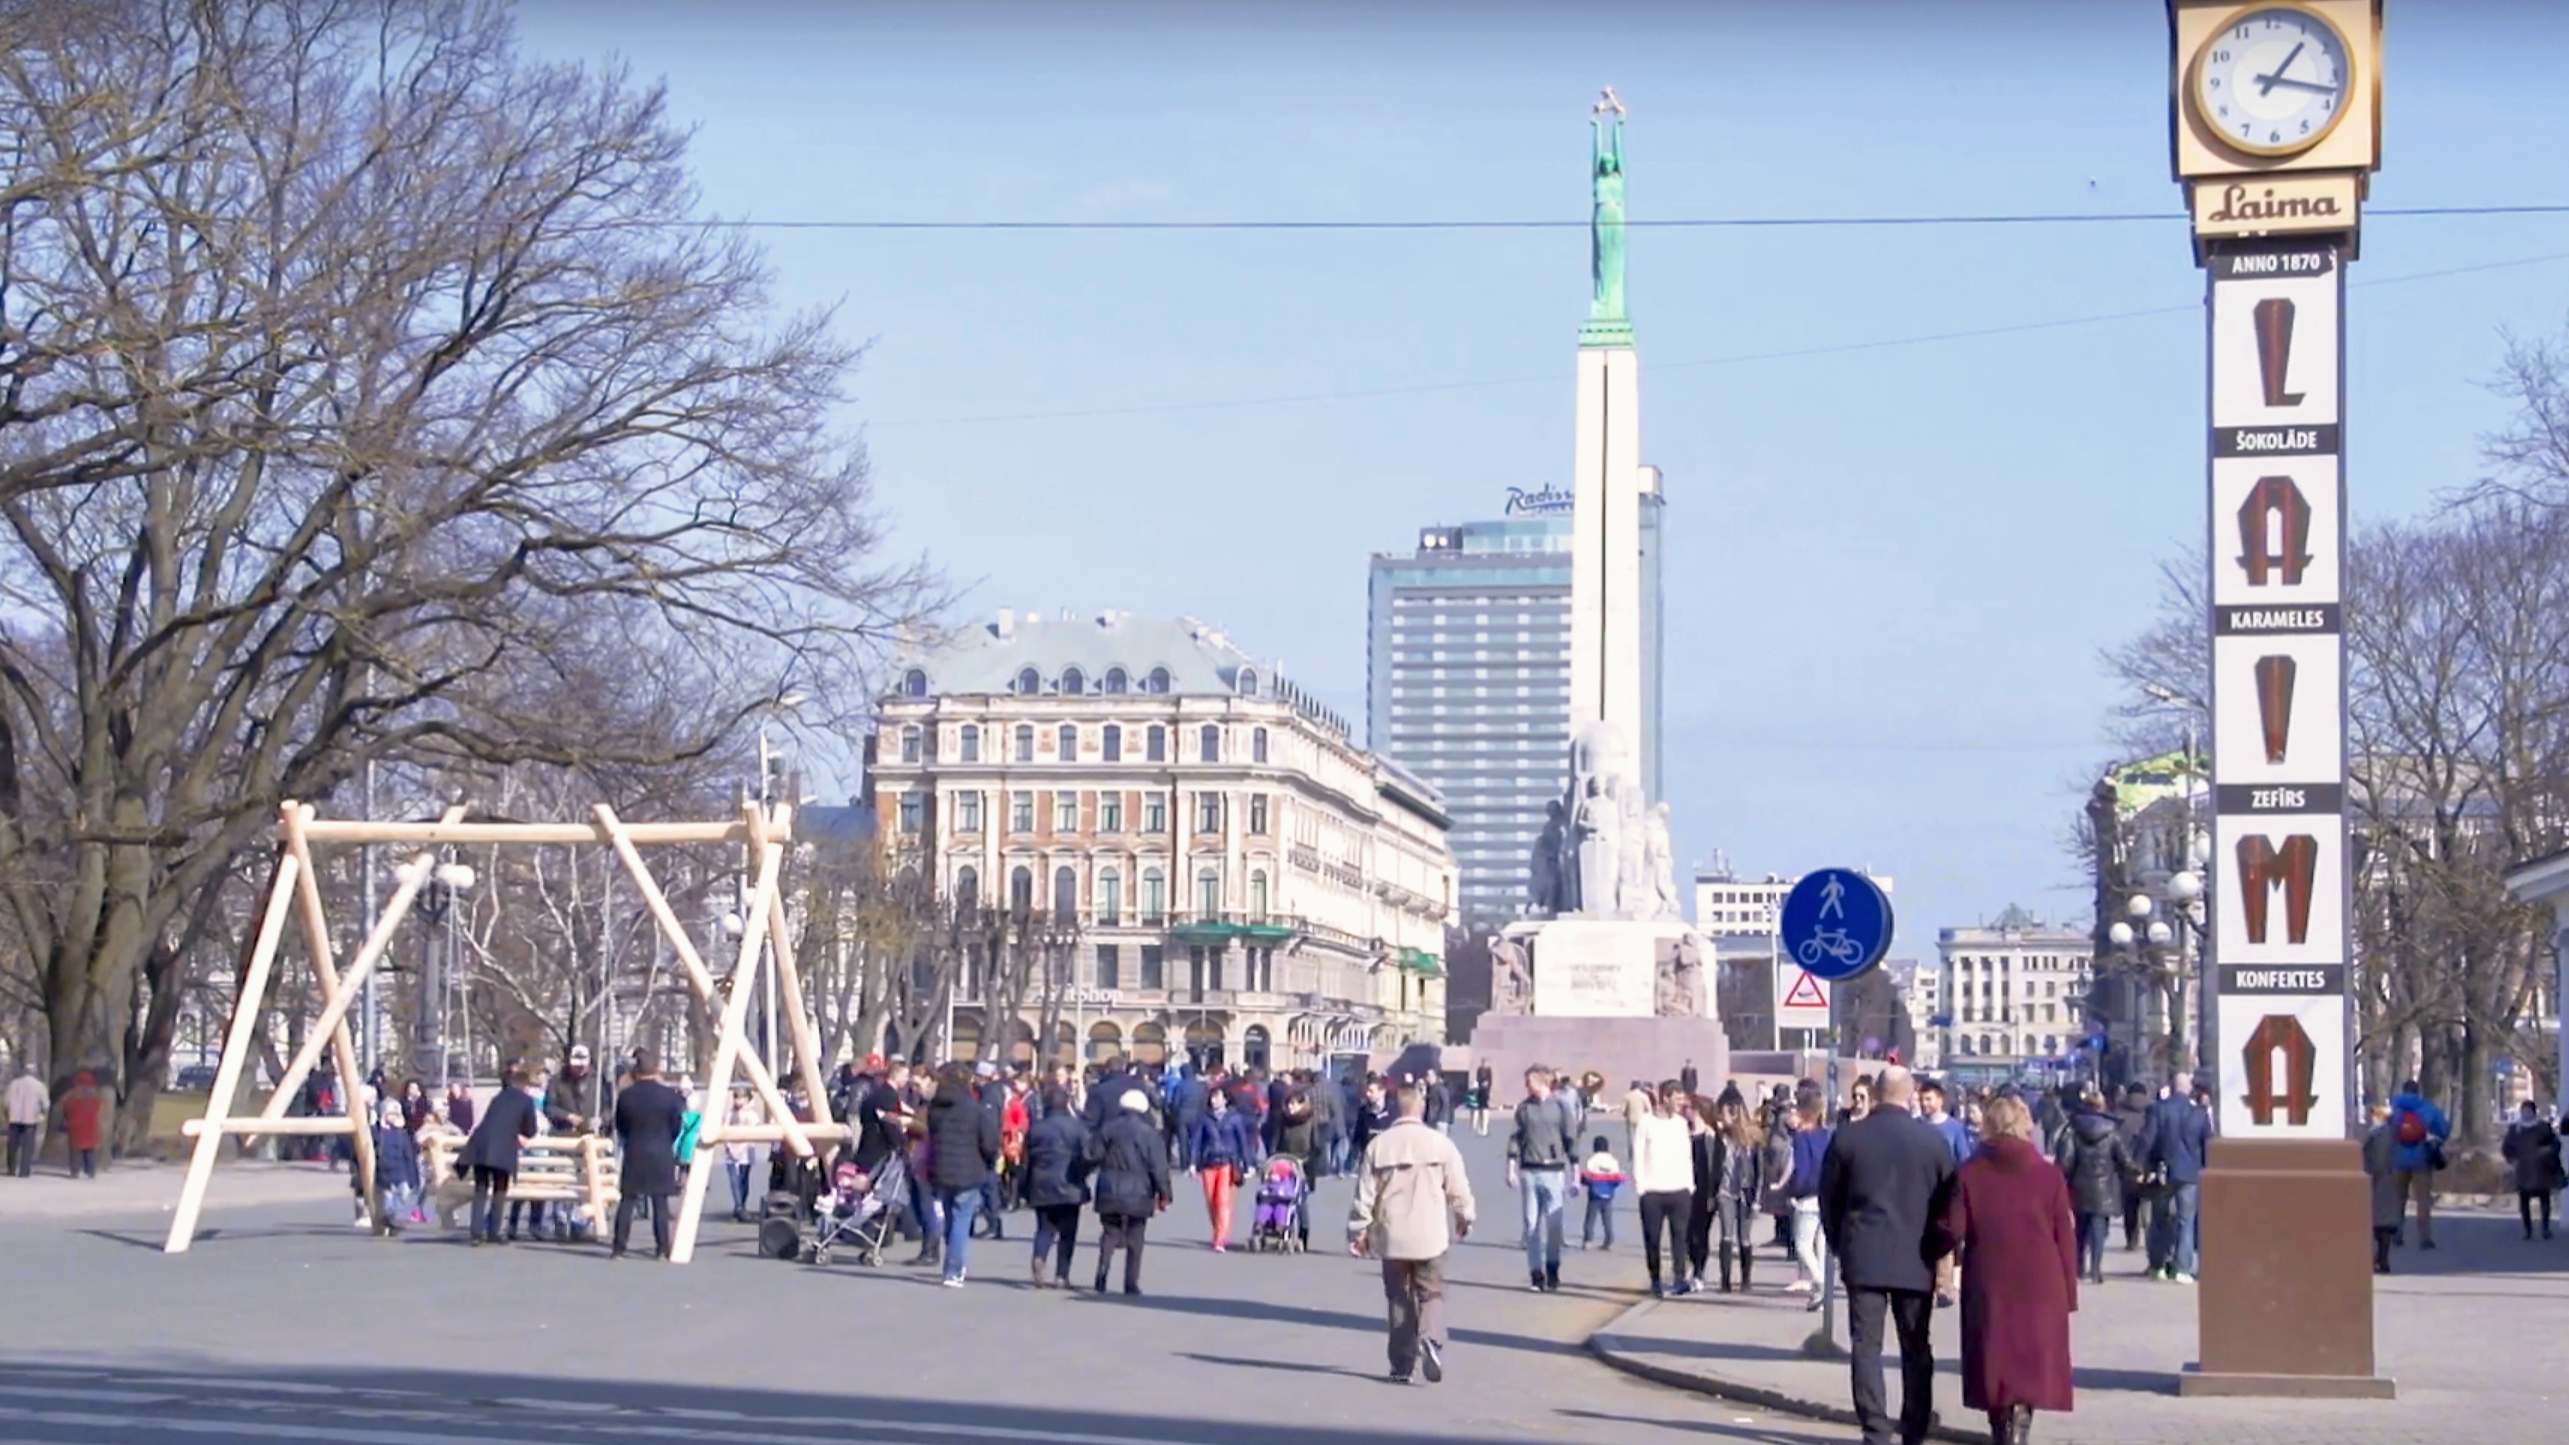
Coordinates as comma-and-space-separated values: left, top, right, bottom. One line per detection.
1467, 1013, 1730, 1101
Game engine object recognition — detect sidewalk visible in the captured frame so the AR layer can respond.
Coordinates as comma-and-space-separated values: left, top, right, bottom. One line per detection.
0, 1160, 352, 1222
1587, 1205, 2569, 1445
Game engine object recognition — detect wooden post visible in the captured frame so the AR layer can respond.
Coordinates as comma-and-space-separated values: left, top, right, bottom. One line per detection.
279, 804, 383, 1233
748, 801, 838, 1118
166, 853, 302, 1253
592, 804, 812, 1158
260, 805, 465, 1125
669, 832, 783, 1264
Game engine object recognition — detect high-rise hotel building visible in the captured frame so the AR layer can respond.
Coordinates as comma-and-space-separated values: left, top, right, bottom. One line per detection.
1367, 484, 1665, 928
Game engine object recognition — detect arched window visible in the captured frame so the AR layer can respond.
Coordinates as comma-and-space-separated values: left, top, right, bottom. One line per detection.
1016, 666, 1041, 695
1102, 724, 1122, 762
1061, 666, 1085, 696
1014, 725, 1035, 763
1956, 1036, 1971, 1057
1097, 868, 1121, 925
1053, 866, 1078, 925
959, 724, 980, 762
1251, 727, 1268, 764
953, 866, 979, 915
1196, 868, 1221, 917
1057, 723, 1078, 759
900, 726, 921, 764
1249, 870, 1268, 919
902, 668, 928, 698
1009, 866, 1034, 918
1146, 666, 1171, 694
1199, 724, 1220, 762
1103, 667, 1128, 695
1141, 869, 1165, 923
1236, 668, 1258, 696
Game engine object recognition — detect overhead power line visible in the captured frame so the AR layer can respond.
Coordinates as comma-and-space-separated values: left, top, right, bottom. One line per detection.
870, 245, 2569, 429
719, 204, 2569, 232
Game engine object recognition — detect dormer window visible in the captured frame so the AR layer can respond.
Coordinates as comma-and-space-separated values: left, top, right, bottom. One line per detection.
1103, 667, 1128, 694
901, 668, 928, 698
1061, 667, 1085, 696
1016, 667, 1041, 695
1236, 668, 1258, 696
1146, 666, 1171, 694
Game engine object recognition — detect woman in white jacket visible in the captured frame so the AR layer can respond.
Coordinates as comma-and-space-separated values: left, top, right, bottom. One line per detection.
1631, 1081, 1698, 1297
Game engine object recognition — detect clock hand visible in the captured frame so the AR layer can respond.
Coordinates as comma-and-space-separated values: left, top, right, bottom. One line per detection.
2255, 40, 2307, 95
2258, 75, 2340, 97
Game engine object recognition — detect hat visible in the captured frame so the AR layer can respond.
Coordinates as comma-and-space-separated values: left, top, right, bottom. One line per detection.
974, 1061, 999, 1080
1120, 1089, 1150, 1114
567, 1045, 591, 1065
378, 1099, 405, 1127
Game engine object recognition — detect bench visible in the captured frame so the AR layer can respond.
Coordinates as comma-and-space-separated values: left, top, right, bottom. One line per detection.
422, 1133, 618, 1231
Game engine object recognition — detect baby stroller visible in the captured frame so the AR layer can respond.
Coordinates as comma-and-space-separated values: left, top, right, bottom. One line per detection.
1249, 1156, 1309, 1253
799, 1153, 909, 1267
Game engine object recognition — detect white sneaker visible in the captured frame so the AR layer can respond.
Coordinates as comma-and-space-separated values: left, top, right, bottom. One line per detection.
2173, 1271, 2197, 1285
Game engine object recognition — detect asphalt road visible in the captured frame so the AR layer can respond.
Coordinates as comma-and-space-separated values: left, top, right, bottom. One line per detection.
0, 1123, 1841, 1445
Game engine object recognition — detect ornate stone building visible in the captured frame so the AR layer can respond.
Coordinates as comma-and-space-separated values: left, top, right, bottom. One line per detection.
868, 610, 1454, 1071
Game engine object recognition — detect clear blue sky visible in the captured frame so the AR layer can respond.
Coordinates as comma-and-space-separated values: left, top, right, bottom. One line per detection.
521, 0, 2569, 961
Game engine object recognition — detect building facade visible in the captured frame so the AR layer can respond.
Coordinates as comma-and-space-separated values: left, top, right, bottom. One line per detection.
1936, 905, 2095, 1087
871, 610, 1454, 1072
1694, 867, 1792, 938
1366, 492, 1663, 929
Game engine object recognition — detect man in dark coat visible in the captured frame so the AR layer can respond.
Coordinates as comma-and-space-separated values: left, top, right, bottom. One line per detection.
2136, 1083, 2212, 1282
854, 1058, 913, 1171
2111, 1084, 2151, 1251
972, 1064, 1010, 1241
1818, 1066, 1955, 1445
1930, 1096, 2077, 1445
610, 1051, 689, 1261
1166, 1067, 1208, 1170
459, 1068, 541, 1246
1084, 1055, 1155, 1132
924, 1066, 999, 1287
1088, 1087, 1172, 1295
1022, 1085, 1093, 1288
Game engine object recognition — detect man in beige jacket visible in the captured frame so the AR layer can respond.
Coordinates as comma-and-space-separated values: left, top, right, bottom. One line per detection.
1349, 1083, 1476, 1384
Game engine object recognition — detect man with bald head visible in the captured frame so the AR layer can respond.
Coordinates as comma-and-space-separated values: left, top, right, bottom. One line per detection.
1818, 1065, 1956, 1445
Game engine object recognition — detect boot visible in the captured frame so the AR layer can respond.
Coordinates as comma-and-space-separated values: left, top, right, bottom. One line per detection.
1031, 1257, 1050, 1290
911, 1237, 941, 1268
2008, 1403, 2034, 1444
1738, 1249, 1752, 1292
1092, 1262, 1111, 1294
1718, 1249, 1734, 1294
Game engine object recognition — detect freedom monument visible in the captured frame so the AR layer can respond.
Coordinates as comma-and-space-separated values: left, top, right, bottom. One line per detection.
1472, 91, 1728, 1091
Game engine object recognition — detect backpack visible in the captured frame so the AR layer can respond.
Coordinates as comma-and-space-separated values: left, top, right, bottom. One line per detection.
2394, 1108, 2427, 1147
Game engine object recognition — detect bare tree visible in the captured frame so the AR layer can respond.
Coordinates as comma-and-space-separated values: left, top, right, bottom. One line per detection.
0, 1, 934, 1151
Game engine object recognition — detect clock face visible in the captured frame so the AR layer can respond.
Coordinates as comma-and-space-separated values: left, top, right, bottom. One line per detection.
2192, 6, 2354, 158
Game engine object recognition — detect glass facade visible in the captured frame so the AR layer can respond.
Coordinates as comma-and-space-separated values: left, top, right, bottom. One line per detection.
1366, 503, 1664, 927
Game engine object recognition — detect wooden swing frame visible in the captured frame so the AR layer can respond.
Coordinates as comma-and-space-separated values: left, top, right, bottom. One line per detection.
166, 798, 847, 1262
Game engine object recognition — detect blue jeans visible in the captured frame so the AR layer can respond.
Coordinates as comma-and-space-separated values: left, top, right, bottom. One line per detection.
1520, 1167, 1567, 1273
1583, 1191, 1616, 1248
938, 1186, 981, 1281
2152, 1182, 2201, 1275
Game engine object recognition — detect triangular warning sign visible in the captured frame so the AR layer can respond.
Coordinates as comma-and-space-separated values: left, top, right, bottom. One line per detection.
1782, 972, 1830, 1009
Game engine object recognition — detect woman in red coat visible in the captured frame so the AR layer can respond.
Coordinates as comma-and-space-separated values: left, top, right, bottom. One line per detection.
62, 1070, 106, 1177
1931, 1094, 2077, 1445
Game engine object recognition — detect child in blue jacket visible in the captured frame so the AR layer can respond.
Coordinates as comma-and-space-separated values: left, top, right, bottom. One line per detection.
374, 1099, 424, 1228
1579, 1135, 1627, 1249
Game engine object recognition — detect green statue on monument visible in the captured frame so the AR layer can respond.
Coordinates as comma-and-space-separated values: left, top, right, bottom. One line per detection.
1583, 86, 1633, 347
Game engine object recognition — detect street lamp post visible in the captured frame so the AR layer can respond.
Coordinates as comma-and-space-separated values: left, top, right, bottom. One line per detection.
402, 857, 477, 1090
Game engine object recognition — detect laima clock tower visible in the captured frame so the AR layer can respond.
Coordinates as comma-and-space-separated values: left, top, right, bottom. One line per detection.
2166, 0, 2391, 1400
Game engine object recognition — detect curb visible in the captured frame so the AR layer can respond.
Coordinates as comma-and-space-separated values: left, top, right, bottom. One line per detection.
1585, 1296, 1993, 1445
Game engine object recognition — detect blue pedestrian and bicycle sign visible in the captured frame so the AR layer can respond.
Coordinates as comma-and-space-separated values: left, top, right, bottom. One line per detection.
1778, 868, 1895, 982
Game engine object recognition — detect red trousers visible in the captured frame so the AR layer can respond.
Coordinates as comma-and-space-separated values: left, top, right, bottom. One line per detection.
1200, 1166, 1235, 1247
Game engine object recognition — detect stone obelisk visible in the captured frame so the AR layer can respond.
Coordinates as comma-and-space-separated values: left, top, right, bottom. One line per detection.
1470, 90, 1724, 1097
1569, 87, 1644, 760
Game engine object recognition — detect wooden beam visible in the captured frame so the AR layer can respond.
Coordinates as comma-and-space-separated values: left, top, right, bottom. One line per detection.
181, 1116, 357, 1137
670, 831, 782, 1264
165, 853, 302, 1254
748, 801, 837, 1121
261, 805, 464, 1127
696, 1121, 853, 1145
591, 804, 812, 1159
293, 819, 747, 846
280, 804, 383, 1233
